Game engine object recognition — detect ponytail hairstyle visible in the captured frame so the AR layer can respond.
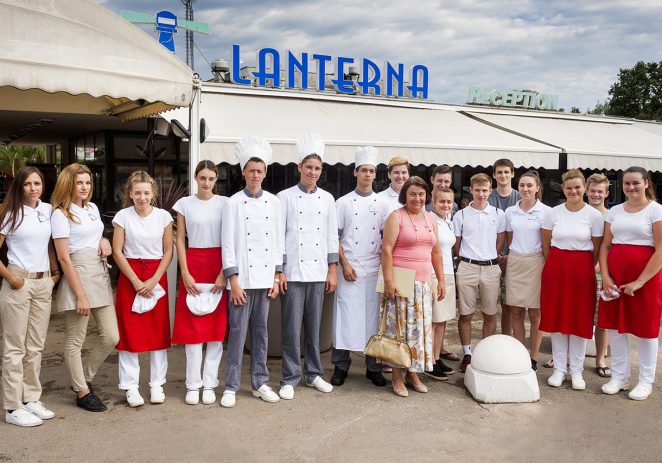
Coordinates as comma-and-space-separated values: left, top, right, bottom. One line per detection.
0, 166, 45, 234
519, 170, 543, 201
51, 163, 93, 224
624, 166, 657, 201
123, 171, 158, 208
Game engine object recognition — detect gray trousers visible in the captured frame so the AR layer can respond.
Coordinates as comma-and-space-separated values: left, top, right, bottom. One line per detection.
331, 348, 381, 373
281, 281, 325, 386
224, 289, 270, 392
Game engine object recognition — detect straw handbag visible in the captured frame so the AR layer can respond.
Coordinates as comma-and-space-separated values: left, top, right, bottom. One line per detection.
364, 297, 412, 368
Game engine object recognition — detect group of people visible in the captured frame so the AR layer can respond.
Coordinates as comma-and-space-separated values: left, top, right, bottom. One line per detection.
1, 133, 660, 427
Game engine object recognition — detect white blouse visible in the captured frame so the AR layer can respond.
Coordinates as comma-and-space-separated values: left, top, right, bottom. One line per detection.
51, 202, 104, 252
112, 207, 173, 259
542, 203, 604, 251
1, 201, 52, 272
172, 195, 227, 248
608, 202, 662, 247
505, 200, 551, 254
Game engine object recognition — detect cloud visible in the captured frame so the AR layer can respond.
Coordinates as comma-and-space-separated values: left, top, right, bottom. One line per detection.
97, 0, 662, 111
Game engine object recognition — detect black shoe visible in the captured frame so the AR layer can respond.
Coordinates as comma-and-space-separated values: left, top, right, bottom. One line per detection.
366, 370, 387, 387
424, 363, 449, 381
458, 354, 472, 373
76, 392, 107, 412
330, 367, 348, 386
436, 359, 455, 375
531, 359, 538, 371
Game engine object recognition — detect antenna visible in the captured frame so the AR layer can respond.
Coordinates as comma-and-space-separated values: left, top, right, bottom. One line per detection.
181, 0, 195, 69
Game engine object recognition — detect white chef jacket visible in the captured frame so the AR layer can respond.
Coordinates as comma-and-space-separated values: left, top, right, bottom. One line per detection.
377, 185, 402, 214
278, 184, 339, 282
333, 190, 389, 351
221, 189, 283, 290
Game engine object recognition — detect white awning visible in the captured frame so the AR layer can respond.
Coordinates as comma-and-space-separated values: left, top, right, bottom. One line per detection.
167, 86, 560, 168
467, 110, 662, 172
0, 0, 193, 123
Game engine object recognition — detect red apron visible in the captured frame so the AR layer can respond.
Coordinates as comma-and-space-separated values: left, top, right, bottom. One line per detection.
540, 247, 596, 339
598, 244, 662, 338
115, 258, 171, 352
172, 247, 228, 344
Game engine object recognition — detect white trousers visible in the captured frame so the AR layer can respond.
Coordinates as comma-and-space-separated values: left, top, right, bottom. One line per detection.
185, 342, 223, 390
118, 350, 168, 390
551, 333, 587, 374
608, 330, 658, 385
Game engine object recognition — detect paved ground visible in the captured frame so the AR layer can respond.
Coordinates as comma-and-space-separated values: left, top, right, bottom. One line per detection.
1, 310, 661, 463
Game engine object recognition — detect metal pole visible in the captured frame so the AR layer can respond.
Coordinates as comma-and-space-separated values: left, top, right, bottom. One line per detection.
189, 77, 201, 195
147, 118, 155, 177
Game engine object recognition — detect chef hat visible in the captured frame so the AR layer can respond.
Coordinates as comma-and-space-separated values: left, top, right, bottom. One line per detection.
355, 145, 378, 168
185, 284, 223, 316
131, 284, 166, 314
296, 133, 325, 163
235, 136, 273, 170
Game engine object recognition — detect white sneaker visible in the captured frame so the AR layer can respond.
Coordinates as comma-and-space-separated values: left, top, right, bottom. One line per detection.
150, 386, 165, 404
279, 385, 294, 400
185, 389, 199, 405
306, 376, 333, 393
220, 390, 236, 408
571, 373, 586, 390
202, 389, 216, 405
24, 401, 55, 420
5, 408, 43, 427
547, 370, 566, 388
126, 389, 144, 407
602, 378, 630, 395
628, 382, 653, 401
252, 385, 280, 403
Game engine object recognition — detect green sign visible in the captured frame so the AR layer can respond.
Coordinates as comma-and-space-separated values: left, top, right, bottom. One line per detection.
468, 87, 559, 111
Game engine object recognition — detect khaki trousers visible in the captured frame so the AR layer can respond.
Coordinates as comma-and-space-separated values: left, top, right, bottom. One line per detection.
0, 276, 54, 410
64, 305, 119, 392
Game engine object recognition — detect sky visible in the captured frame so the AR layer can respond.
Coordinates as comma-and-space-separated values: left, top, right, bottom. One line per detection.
97, 0, 662, 112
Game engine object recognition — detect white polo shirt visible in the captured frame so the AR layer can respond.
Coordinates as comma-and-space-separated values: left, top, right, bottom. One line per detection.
542, 203, 604, 251
51, 202, 104, 252
377, 186, 402, 214
435, 215, 455, 274
505, 200, 551, 254
112, 206, 173, 259
608, 202, 662, 246
0, 201, 52, 272
453, 203, 505, 261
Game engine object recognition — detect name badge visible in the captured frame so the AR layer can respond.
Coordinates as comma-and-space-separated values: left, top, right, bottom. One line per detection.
528, 214, 540, 221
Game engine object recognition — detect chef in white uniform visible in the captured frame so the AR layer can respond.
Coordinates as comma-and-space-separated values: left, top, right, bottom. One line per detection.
277, 133, 339, 400
220, 136, 283, 408
331, 146, 390, 387
377, 156, 410, 213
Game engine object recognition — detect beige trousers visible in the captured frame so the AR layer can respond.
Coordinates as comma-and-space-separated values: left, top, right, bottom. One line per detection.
0, 276, 54, 410
64, 305, 120, 392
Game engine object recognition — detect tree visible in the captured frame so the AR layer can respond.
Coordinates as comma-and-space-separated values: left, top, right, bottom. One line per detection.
605, 61, 662, 120
586, 100, 607, 115
0, 145, 46, 176
570, 107, 581, 113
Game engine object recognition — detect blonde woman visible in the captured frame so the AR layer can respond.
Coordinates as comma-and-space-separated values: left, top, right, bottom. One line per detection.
52, 163, 118, 412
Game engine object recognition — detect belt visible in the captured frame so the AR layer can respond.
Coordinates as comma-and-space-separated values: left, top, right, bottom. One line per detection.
8, 266, 50, 279
460, 256, 499, 266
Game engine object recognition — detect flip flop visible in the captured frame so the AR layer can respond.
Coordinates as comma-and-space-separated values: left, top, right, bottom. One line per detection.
440, 351, 460, 362
596, 366, 612, 378
542, 359, 554, 369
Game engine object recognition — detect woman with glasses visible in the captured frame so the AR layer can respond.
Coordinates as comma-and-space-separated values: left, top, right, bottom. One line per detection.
0, 167, 60, 427
52, 163, 119, 412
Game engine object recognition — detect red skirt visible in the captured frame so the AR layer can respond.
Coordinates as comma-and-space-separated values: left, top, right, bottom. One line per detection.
115, 259, 171, 352
172, 247, 228, 344
540, 247, 596, 339
598, 244, 662, 338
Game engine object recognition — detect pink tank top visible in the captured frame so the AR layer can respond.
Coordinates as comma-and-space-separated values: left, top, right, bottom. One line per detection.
392, 208, 435, 281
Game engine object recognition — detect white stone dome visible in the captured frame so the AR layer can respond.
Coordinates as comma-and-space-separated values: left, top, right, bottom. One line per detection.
471, 334, 532, 375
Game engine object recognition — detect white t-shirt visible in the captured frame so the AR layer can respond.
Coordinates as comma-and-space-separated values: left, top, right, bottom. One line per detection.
51, 202, 104, 252
453, 203, 506, 261
172, 195, 227, 248
608, 202, 662, 247
542, 203, 604, 251
435, 215, 455, 274
377, 186, 402, 214
0, 201, 52, 272
505, 200, 551, 254
112, 206, 173, 259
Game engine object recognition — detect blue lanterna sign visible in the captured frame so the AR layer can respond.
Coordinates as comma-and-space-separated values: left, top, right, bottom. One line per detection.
121, 10, 210, 53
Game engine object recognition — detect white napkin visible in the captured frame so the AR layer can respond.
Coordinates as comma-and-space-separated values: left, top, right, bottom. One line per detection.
186, 283, 223, 316
131, 284, 166, 314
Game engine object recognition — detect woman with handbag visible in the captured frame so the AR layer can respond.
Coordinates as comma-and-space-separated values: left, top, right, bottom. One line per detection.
381, 176, 445, 397
112, 171, 173, 407
540, 169, 603, 391
172, 160, 228, 406
598, 167, 662, 400
51, 163, 119, 412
